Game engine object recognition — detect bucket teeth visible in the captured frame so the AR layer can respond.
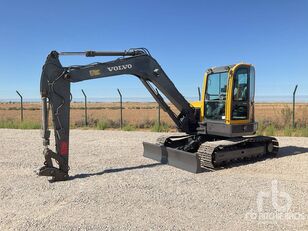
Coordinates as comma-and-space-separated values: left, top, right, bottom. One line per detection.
37, 166, 69, 182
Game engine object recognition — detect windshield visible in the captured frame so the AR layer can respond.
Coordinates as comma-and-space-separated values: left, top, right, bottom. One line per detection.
205, 72, 228, 120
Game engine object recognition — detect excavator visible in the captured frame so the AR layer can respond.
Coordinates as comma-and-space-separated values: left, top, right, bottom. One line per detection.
38, 48, 279, 181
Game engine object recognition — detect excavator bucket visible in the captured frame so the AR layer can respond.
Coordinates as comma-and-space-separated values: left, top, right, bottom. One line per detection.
143, 142, 202, 173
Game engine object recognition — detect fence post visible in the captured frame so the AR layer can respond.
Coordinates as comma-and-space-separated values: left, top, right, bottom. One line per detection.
81, 89, 87, 126
198, 86, 201, 101
117, 89, 123, 129
156, 89, 160, 128
16, 90, 23, 122
292, 85, 298, 128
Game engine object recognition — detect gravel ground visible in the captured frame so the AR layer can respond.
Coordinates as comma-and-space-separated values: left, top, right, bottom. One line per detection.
0, 129, 307, 230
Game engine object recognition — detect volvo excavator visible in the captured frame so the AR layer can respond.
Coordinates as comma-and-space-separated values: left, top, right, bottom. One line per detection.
38, 48, 279, 181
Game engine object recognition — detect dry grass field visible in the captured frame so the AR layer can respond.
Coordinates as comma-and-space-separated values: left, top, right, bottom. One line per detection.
0, 102, 307, 135
0, 102, 172, 126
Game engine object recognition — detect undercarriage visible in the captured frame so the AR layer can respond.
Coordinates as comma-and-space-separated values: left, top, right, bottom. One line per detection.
143, 135, 279, 173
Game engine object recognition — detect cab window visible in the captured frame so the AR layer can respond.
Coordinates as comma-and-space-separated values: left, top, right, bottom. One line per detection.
205, 72, 228, 120
232, 68, 249, 120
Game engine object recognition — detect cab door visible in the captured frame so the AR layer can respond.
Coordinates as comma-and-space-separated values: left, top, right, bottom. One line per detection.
230, 65, 255, 124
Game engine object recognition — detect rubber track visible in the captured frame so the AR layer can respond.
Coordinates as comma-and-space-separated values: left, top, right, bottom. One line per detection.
197, 136, 279, 170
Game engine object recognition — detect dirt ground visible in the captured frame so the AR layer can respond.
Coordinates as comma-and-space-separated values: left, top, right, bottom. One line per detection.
0, 129, 307, 230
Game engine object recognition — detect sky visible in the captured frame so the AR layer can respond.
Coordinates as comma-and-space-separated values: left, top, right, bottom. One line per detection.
0, 0, 307, 101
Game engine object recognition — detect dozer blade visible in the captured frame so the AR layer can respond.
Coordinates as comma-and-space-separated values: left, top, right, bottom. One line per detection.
143, 142, 202, 173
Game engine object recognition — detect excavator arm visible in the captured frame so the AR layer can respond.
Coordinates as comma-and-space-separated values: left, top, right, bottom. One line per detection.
38, 48, 198, 181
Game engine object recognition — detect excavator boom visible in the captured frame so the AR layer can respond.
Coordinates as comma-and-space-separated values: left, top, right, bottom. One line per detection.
38, 49, 198, 181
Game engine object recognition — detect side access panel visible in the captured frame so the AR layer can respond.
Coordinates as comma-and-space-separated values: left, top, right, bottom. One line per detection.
143, 142, 201, 173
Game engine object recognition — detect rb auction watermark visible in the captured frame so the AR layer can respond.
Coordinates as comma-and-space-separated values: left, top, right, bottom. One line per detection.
245, 180, 306, 222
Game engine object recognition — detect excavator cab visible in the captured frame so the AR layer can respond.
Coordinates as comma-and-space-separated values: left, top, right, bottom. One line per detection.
196, 64, 257, 137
